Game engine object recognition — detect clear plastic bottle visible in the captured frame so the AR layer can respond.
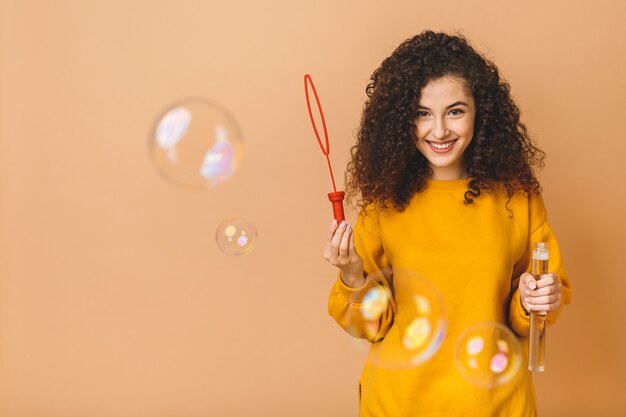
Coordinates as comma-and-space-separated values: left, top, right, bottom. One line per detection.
528, 242, 548, 372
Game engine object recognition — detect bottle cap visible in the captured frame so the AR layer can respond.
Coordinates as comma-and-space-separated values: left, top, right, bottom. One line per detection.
532, 242, 549, 260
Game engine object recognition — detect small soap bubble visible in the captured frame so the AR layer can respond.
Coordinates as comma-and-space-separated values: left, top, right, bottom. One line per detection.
454, 322, 522, 388
215, 217, 257, 256
149, 98, 243, 189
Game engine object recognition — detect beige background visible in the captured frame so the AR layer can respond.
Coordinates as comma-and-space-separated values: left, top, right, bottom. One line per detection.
1, 0, 625, 416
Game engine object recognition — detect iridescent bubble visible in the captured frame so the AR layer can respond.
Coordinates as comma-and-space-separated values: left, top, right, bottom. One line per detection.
454, 322, 522, 388
402, 317, 431, 350
328, 274, 368, 351
215, 217, 257, 256
357, 267, 447, 371
467, 336, 484, 355
414, 294, 431, 315
149, 98, 243, 189
341, 284, 392, 355
491, 353, 508, 373
362, 286, 391, 321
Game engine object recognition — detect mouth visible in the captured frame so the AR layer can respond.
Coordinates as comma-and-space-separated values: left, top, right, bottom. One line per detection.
426, 139, 457, 154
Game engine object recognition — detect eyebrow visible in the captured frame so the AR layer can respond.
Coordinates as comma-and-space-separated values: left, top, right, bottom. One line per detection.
417, 101, 469, 110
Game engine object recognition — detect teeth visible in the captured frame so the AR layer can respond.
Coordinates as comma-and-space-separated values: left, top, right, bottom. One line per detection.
429, 141, 453, 149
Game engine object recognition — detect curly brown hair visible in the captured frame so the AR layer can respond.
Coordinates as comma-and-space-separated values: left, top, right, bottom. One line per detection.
346, 30, 545, 212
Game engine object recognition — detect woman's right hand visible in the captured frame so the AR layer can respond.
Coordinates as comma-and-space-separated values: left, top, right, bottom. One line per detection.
323, 220, 365, 288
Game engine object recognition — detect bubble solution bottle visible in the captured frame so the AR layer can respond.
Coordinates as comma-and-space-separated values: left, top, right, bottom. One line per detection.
528, 242, 549, 372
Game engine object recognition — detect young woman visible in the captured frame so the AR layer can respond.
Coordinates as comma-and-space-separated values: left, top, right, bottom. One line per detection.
324, 30, 572, 416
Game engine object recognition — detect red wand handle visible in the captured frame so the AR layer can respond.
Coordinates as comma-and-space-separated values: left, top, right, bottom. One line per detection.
328, 191, 345, 223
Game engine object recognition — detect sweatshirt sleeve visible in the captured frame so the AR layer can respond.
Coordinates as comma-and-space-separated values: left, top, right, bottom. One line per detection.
328, 207, 396, 343
509, 193, 572, 337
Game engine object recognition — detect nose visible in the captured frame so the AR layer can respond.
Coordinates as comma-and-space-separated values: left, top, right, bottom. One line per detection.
431, 117, 449, 140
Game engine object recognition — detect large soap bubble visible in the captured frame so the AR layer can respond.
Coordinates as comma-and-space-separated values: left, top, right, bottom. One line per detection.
149, 98, 243, 189
343, 267, 448, 370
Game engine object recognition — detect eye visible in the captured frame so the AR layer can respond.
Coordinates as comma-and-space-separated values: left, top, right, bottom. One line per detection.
449, 108, 465, 116
416, 110, 430, 118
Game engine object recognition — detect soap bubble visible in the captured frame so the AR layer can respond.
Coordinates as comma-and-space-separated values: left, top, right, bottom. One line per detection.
341, 284, 392, 356
362, 286, 391, 321
454, 322, 522, 388
215, 217, 257, 256
149, 98, 243, 189
343, 267, 447, 370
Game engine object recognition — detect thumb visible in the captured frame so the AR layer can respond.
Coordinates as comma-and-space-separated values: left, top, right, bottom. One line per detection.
523, 273, 537, 290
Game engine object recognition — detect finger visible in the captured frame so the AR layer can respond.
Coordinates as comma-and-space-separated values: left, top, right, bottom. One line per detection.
528, 301, 560, 312
329, 221, 348, 256
323, 221, 340, 260
525, 293, 561, 307
536, 273, 557, 289
339, 225, 353, 260
348, 227, 358, 259
550, 300, 561, 312
339, 224, 352, 257
528, 285, 560, 297
327, 219, 339, 241
522, 273, 537, 290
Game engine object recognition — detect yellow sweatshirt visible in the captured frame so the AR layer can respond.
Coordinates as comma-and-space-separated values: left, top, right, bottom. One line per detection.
328, 178, 572, 417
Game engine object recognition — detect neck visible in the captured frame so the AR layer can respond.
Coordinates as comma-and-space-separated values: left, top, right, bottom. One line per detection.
430, 164, 467, 180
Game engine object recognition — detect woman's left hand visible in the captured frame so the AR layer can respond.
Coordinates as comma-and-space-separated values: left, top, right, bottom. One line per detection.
518, 272, 562, 315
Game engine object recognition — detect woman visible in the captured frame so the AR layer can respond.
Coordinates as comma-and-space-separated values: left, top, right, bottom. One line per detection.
324, 30, 572, 416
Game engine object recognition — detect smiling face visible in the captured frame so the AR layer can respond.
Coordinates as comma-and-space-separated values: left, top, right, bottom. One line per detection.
414, 76, 476, 180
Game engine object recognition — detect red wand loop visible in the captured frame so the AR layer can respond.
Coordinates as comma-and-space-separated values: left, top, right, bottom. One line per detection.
303, 74, 345, 223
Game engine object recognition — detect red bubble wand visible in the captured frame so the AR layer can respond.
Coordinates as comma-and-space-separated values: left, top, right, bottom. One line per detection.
304, 74, 345, 223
